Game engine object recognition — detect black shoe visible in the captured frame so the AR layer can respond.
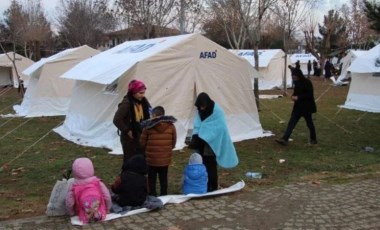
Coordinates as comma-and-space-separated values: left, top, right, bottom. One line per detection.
310, 140, 318, 145
275, 139, 288, 146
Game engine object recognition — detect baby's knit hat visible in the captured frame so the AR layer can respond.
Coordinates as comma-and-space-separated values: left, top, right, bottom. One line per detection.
189, 153, 203, 165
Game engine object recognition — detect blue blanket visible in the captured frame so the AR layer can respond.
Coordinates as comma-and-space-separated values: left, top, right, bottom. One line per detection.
192, 103, 238, 168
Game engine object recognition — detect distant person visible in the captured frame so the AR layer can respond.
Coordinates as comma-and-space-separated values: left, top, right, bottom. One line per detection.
275, 68, 317, 146
139, 106, 177, 196
312, 60, 319, 76
65, 158, 112, 224
183, 153, 208, 195
295, 60, 301, 70
324, 60, 332, 80
188, 92, 239, 192
307, 60, 312, 78
113, 79, 151, 163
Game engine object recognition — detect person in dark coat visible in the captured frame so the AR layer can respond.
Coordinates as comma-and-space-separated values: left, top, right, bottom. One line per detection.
324, 60, 332, 80
307, 60, 312, 78
113, 80, 151, 163
139, 106, 177, 196
111, 154, 148, 207
276, 68, 317, 146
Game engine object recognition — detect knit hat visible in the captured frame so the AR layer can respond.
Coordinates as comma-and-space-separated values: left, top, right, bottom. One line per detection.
189, 153, 203, 165
128, 79, 146, 94
72, 157, 94, 179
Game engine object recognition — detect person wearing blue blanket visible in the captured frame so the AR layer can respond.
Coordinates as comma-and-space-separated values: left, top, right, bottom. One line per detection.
188, 92, 239, 192
183, 153, 208, 195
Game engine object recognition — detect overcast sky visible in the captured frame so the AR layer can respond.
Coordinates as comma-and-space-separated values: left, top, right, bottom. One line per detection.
0, 0, 350, 26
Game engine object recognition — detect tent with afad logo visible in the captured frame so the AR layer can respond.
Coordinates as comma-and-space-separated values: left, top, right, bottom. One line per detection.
290, 53, 318, 75
13, 45, 100, 117
54, 33, 270, 154
341, 44, 380, 113
230, 49, 292, 90
0, 52, 34, 88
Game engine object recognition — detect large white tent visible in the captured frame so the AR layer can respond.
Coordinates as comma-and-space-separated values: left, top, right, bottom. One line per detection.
0, 52, 34, 88
290, 53, 318, 75
54, 33, 271, 154
13, 45, 100, 117
341, 44, 380, 113
230, 49, 292, 90
337, 49, 367, 82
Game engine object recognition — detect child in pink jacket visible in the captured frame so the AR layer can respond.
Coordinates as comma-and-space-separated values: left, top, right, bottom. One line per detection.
65, 157, 112, 224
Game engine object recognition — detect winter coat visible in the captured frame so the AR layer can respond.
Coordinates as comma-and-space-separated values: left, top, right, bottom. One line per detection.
65, 158, 112, 216
183, 164, 208, 195
112, 154, 148, 207
292, 78, 317, 115
140, 116, 177, 167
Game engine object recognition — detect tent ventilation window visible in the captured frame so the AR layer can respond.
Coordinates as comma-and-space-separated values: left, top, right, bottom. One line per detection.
104, 81, 118, 94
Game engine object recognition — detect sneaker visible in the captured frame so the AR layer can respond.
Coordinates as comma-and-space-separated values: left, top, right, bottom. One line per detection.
310, 140, 318, 145
275, 139, 288, 146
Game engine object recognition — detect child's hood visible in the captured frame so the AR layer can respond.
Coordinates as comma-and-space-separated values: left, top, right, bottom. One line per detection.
140, 115, 176, 132
122, 154, 148, 175
72, 157, 94, 179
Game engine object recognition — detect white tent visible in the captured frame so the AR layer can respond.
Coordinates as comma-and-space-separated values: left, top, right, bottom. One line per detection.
0, 52, 34, 88
54, 33, 271, 154
341, 44, 380, 113
337, 50, 367, 82
230, 49, 292, 90
290, 53, 318, 75
13, 45, 100, 117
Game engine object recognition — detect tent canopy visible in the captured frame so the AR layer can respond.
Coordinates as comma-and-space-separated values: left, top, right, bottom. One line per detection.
55, 33, 271, 154
341, 44, 380, 113
230, 49, 292, 90
0, 52, 34, 88
13, 45, 100, 117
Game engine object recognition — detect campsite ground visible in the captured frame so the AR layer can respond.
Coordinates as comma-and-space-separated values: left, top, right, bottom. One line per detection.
0, 76, 380, 223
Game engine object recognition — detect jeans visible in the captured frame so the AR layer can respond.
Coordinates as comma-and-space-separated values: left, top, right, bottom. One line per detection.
283, 111, 316, 141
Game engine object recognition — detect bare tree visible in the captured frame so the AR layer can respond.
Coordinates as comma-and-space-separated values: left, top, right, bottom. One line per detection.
175, 0, 204, 34
115, 0, 178, 38
57, 0, 116, 48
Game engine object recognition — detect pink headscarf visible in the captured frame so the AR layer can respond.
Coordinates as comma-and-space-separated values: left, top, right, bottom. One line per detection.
128, 80, 146, 94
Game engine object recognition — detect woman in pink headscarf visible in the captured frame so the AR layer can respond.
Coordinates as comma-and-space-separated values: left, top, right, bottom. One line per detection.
113, 79, 151, 163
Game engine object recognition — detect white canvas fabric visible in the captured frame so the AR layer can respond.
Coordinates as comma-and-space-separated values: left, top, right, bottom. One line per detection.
290, 53, 318, 75
230, 49, 292, 90
0, 52, 34, 88
341, 44, 380, 113
337, 50, 366, 82
13, 45, 100, 117
54, 33, 271, 153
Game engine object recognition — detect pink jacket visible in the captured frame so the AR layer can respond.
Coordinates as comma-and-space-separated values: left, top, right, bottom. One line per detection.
65, 158, 112, 216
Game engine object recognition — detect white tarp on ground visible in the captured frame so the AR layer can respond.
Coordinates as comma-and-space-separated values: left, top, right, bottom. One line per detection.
0, 52, 34, 88
341, 44, 380, 113
290, 53, 318, 75
337, 50, 367, 82
13, 45, 100, 117
54, 33, 271, 154
71, 181, 245, 226
230, 49, 292, 90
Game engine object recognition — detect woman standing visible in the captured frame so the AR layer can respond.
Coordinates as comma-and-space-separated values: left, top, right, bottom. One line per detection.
113, 79, 151, 163
189, 92, 238, 192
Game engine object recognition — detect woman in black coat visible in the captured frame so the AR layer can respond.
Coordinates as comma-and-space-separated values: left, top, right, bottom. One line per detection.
276, 68, 317, 146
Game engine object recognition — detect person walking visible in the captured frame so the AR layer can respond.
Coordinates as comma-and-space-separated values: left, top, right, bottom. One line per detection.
188, 92, 239, 192
307, 60, 312, 78
275, 68, 317, 146
113, 79, 151, 163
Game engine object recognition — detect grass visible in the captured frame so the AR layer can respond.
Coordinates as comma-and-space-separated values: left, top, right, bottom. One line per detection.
0, 77, 380, 220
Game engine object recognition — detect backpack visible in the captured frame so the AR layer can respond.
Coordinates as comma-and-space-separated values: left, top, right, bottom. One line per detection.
73, 179, 107, 224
